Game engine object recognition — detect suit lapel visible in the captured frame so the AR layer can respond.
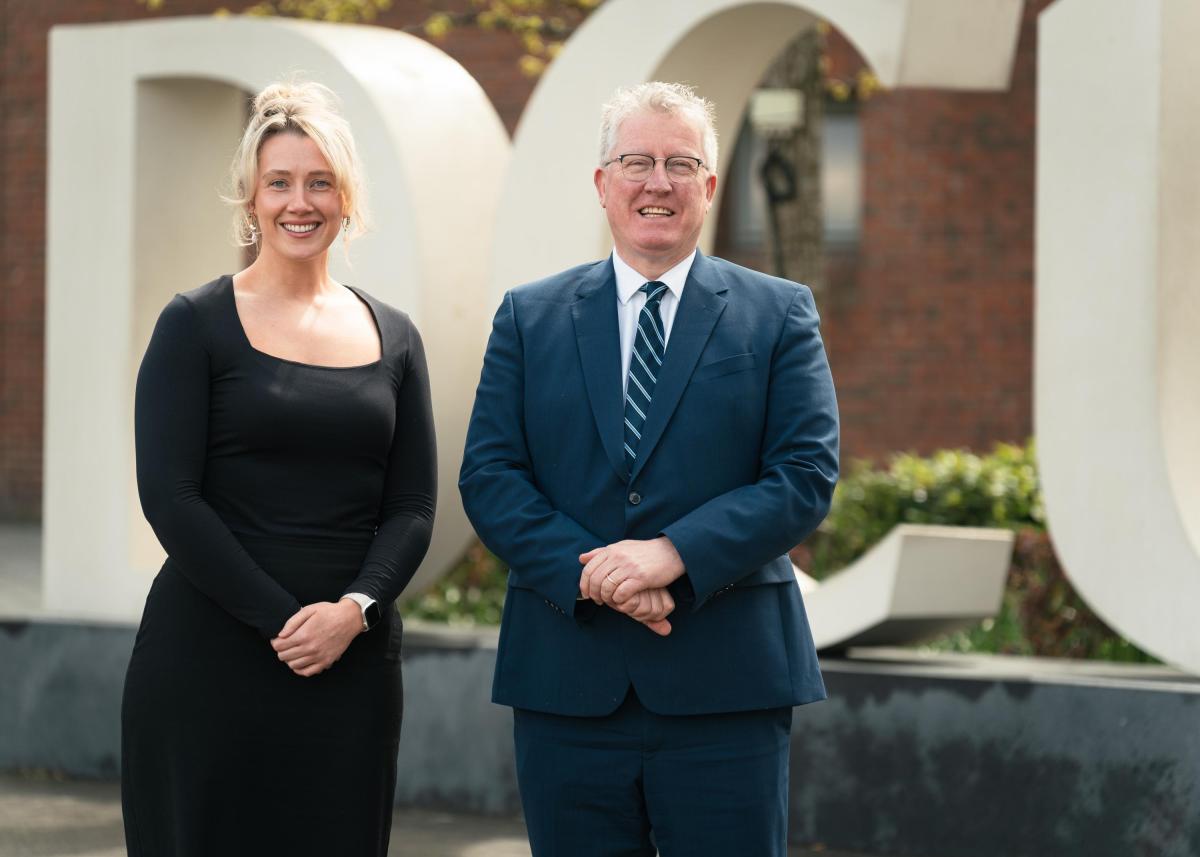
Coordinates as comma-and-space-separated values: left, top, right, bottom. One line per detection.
571, 260, 628, 480
630, 252, 728, 481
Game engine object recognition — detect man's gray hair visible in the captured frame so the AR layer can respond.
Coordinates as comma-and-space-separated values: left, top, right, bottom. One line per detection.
598, 81, 719, 170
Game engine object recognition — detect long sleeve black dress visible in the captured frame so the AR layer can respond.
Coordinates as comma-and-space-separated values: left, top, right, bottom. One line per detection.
121, 275, 436, 857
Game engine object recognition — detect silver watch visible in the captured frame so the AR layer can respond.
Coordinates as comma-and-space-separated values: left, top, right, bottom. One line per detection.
342, 593, 379, 631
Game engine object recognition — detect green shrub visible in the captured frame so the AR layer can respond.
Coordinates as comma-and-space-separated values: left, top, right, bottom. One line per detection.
803, 441, 1043, 578
403, 540, 507, 626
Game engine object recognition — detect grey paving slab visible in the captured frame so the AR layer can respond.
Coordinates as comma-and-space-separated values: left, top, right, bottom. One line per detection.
0, 775, 124, 857
0, 775, 878, 856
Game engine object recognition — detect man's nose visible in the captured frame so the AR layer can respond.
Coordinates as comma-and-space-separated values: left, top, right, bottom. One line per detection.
644, 160, 672, 191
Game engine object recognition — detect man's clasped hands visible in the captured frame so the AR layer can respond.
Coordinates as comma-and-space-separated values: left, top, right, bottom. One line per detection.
578, 536, 685, 636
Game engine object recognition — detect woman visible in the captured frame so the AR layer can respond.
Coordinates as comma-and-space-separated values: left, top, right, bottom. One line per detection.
121, 81, 435, 856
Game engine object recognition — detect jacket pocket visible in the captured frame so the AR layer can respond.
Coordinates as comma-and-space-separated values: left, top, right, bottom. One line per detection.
693, 352, 756, 381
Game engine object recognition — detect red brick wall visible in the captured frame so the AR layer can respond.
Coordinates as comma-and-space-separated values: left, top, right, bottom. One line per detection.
0, 1, 1046, 519
816, 0, 1048, 464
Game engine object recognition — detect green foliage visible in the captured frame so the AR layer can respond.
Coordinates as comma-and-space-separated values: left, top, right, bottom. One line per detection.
402, 539, 507, 626
138, 0, 394, 23
133, 0, 601, 62
139, 0, 604, 73
418, 0, 602, 77
804, 441, 1043, 578
241, 0, 393, 23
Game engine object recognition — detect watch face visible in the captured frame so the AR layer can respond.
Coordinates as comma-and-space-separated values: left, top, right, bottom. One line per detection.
364, 601, 382, 630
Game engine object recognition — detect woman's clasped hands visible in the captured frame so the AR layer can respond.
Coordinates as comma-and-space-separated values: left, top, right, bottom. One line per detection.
270, 599, 363, 677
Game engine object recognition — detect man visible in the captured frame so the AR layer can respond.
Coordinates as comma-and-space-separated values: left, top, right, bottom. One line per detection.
459, 81, 839, 856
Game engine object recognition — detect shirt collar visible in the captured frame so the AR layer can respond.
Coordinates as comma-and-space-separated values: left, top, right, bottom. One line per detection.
613, 248, 697, 306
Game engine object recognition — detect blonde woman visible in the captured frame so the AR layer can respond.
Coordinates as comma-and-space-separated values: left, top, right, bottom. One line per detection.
121, 81, 435, 856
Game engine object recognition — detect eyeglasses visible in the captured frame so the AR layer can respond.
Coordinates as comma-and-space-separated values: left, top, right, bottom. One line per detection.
602, 154, 706, 182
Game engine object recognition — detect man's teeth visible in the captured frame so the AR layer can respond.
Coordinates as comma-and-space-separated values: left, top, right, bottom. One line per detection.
282, 223, 318, 233
639, 207, 673, 216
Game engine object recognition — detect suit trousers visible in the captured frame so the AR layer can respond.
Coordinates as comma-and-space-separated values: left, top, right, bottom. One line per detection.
513, 688, 793, 857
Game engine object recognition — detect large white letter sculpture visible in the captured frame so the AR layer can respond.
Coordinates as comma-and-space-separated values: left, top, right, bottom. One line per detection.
1038, 0, 1200, 674
41, 2, 1030, 651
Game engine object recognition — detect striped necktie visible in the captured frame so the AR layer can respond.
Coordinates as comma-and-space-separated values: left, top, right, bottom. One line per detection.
623, 281, 668, 471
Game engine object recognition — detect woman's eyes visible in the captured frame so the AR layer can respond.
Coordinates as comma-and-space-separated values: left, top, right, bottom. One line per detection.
266, 179, 333, 190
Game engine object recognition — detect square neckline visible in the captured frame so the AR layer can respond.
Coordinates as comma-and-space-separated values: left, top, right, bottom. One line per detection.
223, 274, 384, 371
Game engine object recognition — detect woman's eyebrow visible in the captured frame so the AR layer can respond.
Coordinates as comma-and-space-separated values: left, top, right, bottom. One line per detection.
262, 169, 334, 177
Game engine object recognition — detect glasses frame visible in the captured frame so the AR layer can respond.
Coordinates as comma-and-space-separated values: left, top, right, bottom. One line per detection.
602, 153, 707, 183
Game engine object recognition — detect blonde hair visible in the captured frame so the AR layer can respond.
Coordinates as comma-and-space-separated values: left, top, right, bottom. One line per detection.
598, 81, 719, 170
226, 80, 369, 247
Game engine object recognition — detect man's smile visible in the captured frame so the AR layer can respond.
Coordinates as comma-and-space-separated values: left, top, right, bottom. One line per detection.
638, 206, 674, 217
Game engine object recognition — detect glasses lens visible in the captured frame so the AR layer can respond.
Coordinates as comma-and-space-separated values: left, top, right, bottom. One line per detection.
665, 157, 700, 180
620, 155, 654, 180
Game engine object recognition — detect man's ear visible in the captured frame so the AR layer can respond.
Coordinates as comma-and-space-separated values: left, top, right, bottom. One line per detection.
704, 171, 717, 207
594, 167, 607, 209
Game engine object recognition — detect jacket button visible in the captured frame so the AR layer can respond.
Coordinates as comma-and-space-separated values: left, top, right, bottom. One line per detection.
628, 491, 641, 505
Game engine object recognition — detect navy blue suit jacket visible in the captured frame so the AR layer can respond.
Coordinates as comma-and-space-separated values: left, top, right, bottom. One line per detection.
459, 252, 839, 717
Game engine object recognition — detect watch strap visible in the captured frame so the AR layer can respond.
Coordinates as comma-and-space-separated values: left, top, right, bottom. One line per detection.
341, 592, 377, 631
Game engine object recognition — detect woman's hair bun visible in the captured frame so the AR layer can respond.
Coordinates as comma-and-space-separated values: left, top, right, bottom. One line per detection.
252, 81, 339, 127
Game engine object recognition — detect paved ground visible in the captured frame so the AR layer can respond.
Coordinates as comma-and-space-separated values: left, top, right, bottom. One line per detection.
0, 774, 878, 856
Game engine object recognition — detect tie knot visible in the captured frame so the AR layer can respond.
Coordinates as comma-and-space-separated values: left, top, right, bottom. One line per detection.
641, 281, 668, 308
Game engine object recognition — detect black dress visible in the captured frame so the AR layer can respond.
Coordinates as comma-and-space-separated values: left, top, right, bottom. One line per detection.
121, 275, 436, 856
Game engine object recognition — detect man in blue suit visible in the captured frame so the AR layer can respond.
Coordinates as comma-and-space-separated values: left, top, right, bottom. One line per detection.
460, 81, 839, 856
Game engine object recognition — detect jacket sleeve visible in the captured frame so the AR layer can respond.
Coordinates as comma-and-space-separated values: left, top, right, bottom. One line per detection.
135, 295, 302, 637
341, 319, 437, 606
458, 291, 603, 614
661, 285, 840, 609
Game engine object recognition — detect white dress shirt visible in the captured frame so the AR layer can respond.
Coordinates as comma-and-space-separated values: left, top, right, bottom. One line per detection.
613, 249, 697, 394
